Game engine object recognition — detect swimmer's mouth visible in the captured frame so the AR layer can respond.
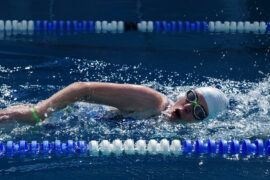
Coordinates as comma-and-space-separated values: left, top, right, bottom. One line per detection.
171, 109, 182, 120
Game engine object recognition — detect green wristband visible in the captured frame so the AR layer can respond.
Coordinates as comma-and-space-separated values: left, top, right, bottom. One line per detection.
65, 107, 72, 113
30, 107, 40, 123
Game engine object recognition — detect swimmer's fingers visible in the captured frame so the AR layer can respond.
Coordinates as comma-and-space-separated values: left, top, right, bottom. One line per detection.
0, 109, 20, 120
0, 115, 10, 121
0, 104, 35, 122
0, 111, 7, 117
0, 110, 13, 120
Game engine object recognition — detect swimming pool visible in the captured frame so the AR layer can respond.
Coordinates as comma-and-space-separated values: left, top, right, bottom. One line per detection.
0, 0, 270, 179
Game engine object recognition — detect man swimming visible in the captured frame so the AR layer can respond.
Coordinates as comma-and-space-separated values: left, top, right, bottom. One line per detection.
0, 82, 228, 123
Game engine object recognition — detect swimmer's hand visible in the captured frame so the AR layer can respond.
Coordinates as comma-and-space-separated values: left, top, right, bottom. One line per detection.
0, 104, 36, 122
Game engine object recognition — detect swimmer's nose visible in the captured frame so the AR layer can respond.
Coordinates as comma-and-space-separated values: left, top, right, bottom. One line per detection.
183, 103, 193, 114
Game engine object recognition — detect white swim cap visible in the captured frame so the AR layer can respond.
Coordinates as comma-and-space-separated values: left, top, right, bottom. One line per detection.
196, 87, 228, 118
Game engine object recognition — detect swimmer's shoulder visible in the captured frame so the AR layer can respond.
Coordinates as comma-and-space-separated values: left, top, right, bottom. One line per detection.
156, 94, 171, 112
138, 87, 170, 113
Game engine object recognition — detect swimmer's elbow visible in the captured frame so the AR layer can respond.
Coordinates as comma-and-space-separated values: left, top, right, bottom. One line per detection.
68, 82, 90, 96
70, 82, 89, 90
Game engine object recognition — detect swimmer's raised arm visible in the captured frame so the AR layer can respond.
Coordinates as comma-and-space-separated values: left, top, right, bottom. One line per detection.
83, 82, 168, 112
0, 82, 168, 122
37, 82, 168, 118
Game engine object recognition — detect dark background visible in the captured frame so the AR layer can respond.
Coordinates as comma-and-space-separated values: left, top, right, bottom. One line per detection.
0, 0, 269, 21
0, 1, 270, 179
0, 0, 269, 82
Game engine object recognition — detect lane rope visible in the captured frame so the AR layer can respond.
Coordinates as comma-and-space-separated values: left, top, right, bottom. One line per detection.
0, 139, 269, 157
0, 20, 269, 34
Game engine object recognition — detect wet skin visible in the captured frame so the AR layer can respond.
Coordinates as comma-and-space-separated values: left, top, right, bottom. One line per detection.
0, 83, 210, 123
169, 90, 209, 122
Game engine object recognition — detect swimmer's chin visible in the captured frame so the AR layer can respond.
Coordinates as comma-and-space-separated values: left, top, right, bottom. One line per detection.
166, 113, 183, 121
162, 110, 184, 122
169, 116, 180, 121
167, 113, 196, 123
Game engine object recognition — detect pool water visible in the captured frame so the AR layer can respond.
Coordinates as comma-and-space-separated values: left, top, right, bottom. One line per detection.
0, 0, 270, 179
0, 47, 269, 179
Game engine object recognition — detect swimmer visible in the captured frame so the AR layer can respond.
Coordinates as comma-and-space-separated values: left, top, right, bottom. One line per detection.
0, 82, 228, 123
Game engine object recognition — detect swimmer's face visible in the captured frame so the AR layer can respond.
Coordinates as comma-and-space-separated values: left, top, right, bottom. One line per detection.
170, 90, 209, 122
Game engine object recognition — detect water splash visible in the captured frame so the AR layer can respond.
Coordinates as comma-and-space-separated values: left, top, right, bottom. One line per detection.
0, 57, 269, 142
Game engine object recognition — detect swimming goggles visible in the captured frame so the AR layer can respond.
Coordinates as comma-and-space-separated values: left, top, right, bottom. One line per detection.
186, 90, 207, 120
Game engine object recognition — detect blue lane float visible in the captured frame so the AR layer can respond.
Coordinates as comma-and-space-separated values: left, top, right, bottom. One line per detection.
0, 20, 268, 34
0, 139, 270, 157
